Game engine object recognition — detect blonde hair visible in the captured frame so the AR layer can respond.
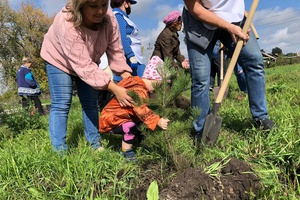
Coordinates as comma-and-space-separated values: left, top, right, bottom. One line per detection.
64, 0, 108, 27
22, 57, 32, 64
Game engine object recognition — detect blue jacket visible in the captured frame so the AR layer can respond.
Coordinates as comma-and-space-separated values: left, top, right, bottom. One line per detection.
16, 65, 41, 96
112, 8, 135, 59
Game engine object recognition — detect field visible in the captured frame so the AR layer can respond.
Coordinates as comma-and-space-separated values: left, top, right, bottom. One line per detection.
0, 64, 299, 199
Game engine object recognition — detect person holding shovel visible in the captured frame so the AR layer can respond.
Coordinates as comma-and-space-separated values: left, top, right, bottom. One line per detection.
182, 0, 274, 142
210, 41, 248, 94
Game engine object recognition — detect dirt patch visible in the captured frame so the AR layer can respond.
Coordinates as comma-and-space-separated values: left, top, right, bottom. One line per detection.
174, 96, 191, 110
160, 158, 260, 200
132, 157, 260, 200
130, 160, 175, 199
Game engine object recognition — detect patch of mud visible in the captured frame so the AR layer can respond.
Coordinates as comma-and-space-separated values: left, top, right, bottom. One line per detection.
131, 157, 260, 200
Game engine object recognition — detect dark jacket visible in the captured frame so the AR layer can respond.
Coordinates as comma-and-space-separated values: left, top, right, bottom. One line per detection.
16, 65, 41, 96
151, 27, 185, 69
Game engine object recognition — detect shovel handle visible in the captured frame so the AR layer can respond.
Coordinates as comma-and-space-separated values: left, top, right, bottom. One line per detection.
215, 0, 260, 103
245, 11, 260, 39
220, 43, 224, 81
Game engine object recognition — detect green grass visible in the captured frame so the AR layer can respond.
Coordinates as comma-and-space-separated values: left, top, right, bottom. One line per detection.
0, 64, 300, 199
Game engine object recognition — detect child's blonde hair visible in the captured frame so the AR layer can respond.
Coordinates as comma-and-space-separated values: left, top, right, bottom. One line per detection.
22, 57, 32, 64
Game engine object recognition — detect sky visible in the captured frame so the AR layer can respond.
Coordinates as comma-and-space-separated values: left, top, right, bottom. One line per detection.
7, 0, 300, 59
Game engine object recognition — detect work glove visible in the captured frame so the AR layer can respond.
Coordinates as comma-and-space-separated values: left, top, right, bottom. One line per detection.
129, 56, 139, 69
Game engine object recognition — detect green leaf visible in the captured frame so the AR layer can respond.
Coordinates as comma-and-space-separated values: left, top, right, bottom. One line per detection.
146, 180, 159, 200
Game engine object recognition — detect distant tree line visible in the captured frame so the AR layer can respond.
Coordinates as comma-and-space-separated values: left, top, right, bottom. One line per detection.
262, 47, 300, 68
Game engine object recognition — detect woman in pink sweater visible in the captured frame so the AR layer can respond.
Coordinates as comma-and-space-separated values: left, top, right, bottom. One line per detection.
41, 0, 133, 153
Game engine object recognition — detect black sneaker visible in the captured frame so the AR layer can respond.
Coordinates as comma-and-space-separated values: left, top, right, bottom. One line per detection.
255, 118, 274, 131
194, 132, 202, 146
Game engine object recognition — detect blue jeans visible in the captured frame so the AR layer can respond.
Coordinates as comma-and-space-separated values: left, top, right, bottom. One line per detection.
114, 62, 145, 82
46, 63, 101, 151
187, 18, 268, 133
234, 64, 248, 93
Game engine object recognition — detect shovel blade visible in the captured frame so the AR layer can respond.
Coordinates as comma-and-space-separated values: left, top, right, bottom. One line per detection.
202, 114, 223, 146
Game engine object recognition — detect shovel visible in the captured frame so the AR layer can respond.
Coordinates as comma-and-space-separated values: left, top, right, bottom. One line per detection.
202, 0, 260, 146
213, 43, 229, 100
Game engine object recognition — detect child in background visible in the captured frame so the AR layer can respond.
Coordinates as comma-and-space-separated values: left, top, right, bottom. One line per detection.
99, 66, 170, 161
16, 57, 45, 115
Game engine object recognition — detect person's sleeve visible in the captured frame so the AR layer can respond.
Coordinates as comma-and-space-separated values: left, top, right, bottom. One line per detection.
106, 11, 133, 76
54, 16, 113, 90
24, 72, 37, 88
45, 9, 131, 90
133, 104, 161, 131
157, 35, 178, 67
175, 48, 185, 64
115, 13, 135, 59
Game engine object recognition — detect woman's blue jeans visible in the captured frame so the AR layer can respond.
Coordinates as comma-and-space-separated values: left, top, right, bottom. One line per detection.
187, 18, 269, 133
113, 62, 145, 82
46, 63, 101, 151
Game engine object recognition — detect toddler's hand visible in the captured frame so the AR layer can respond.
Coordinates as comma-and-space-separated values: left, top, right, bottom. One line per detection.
158, 118, 170, 130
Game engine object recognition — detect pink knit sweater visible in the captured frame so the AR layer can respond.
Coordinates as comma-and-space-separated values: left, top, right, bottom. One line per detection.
40, 8, 132, 90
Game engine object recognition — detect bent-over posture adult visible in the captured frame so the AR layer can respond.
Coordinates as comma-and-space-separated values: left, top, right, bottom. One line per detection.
41, 0, 133, 152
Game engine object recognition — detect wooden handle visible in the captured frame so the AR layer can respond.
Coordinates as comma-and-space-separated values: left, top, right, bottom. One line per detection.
215, 0, 260, 103
245, 11, 260, 39
220, 43, 224, 80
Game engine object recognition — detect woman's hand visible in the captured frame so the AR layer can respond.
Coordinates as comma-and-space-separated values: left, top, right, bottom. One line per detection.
181, 59, 190, 69
228, 24, 250, 45
107, 81, 133, 107
120, 71, 132, 79
115, 86, 133, 107
158, 118, 170, 130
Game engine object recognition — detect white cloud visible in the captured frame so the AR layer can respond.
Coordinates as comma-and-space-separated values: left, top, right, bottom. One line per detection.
140, 4, 300, 60
253, 7, 300, 54
132, 0, 158, 15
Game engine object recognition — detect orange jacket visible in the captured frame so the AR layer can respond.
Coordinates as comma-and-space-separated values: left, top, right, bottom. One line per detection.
99, 76, 161, 133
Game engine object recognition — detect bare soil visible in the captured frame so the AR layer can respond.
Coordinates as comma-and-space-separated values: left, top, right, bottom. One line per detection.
131, 157, 260, 200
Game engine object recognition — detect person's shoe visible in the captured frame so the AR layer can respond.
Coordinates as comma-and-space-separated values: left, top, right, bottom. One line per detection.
121, 149, 136, 162
136, 134, 145, 144
91, 146, 105, 154
194, 132, 202, 146
96, 146, 105, 152
255, 118, 274, 131
209, 87, 213, 92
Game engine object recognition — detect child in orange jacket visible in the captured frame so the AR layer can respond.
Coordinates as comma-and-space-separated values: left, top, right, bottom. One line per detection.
99, 59, 169, 161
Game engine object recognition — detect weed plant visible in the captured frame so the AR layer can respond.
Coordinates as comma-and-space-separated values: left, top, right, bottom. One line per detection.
0, 64, 299, 199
